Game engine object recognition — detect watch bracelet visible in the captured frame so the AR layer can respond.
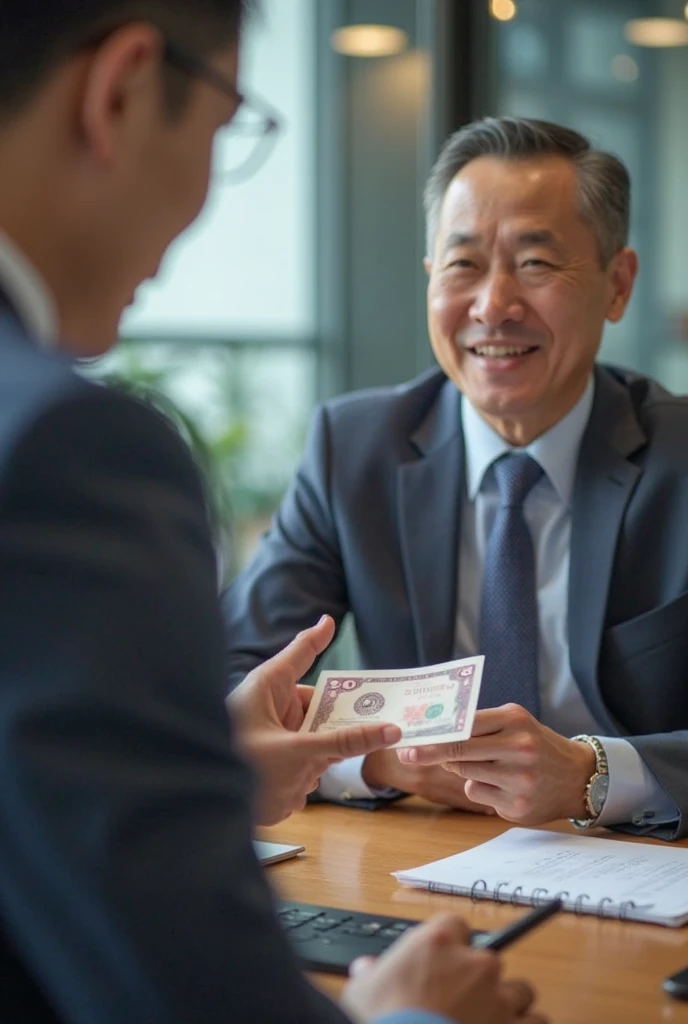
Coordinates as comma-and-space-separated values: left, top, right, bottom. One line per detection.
570, 734, 609, 826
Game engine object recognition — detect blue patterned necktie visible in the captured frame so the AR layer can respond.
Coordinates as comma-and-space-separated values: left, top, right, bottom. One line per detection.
478, 453, 543, 716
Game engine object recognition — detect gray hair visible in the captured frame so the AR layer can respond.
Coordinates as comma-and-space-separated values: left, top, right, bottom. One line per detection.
424, 116, 630, 267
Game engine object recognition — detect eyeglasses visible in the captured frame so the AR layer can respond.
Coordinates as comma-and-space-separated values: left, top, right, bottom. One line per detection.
163, 40, 281, 184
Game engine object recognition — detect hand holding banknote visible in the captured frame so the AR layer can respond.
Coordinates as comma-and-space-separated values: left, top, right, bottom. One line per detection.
396, 704, 596, 825
228, 616, 401, 825
300, 655, 498, 813
300, 655, 485, 749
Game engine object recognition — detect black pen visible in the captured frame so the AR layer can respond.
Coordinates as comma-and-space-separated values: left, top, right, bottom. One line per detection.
472, 898, 563, 951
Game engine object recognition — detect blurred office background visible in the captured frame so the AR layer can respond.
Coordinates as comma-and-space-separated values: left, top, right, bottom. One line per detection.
94, 0, 688, 578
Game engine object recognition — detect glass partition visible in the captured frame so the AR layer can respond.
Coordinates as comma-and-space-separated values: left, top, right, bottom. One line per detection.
484, 0, 688, 389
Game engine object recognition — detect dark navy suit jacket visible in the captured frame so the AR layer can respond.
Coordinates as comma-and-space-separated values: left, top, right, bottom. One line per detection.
0, 307, 350, 1023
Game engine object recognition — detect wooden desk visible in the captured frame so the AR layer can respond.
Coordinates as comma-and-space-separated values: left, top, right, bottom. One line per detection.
259, 799, 688, 1024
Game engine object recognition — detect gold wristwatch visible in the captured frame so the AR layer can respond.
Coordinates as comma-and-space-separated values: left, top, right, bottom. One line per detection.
569, 734, 609, 829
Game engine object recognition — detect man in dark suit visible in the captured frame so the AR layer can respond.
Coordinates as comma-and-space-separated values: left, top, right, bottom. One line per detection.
224, 117, 688, 841
0, 4, 545, 1023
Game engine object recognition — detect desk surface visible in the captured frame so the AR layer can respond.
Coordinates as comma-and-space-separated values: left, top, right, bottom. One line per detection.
259, 799, 688, 1024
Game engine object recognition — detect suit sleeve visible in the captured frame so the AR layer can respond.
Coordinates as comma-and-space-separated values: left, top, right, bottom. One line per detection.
0, 386, 351, 1024
221, 403, 350, 688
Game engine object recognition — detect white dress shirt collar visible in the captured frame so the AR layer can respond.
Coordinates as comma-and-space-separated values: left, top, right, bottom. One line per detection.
462, 376, 595, 505
0, 229, 58, 347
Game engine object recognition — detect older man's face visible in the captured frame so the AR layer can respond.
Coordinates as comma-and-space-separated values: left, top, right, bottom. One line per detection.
425, 155, 637, 444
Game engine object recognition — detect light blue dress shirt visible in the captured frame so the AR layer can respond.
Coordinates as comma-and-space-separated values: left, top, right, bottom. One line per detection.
321, 381, 678, 828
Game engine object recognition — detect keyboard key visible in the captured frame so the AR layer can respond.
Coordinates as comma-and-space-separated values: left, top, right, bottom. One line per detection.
311, 916, 345, 931
277, 909, 321, 930
348, 921, 383, 935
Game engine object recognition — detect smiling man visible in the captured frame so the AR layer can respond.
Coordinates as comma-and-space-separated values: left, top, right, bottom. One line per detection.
426, 152, 635, 447
224, 117, 688, 840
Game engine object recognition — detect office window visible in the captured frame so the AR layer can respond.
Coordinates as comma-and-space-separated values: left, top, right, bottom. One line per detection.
484, 0, 688, 390
94, 0, 316, 577
121, 0, 315, 340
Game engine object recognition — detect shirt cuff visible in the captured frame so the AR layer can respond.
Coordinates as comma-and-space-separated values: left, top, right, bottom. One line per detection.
317, 756, 402, 803
594, 737, 680, 828
373, 1012, 456, 1024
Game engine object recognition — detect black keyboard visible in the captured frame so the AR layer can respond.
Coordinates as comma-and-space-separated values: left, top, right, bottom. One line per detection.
278, 899, 485, 975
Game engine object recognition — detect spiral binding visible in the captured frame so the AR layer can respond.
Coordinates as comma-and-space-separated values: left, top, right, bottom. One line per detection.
463, 879, 640, 920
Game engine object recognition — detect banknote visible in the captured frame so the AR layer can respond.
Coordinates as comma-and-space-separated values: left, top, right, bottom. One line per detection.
300, 656, 484, 748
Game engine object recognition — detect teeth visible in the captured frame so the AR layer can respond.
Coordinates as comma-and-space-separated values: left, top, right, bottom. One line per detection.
472, 345, 532, 357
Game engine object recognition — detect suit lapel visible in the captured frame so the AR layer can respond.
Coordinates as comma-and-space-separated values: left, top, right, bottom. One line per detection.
568, 367, 645, 732
397, 380, 464, 666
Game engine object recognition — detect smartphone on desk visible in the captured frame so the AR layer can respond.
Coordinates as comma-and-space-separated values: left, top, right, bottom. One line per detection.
253, 840, 305, 866
663, 966, 688, 1000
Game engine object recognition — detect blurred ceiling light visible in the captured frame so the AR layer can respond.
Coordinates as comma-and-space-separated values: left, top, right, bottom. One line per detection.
611, 54, 639, 82
685, 1, 688, 20
330, 24, 409, 58
489, 0, 518, 22
624, 17, 688, 47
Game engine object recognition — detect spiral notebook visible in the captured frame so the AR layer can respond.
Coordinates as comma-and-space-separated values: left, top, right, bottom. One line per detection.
393, 828, 688, 927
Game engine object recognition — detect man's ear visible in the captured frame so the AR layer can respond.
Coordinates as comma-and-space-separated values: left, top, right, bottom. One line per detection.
605, 247, 638, 324
423, 256, 432, 277
80, 23, 164, 166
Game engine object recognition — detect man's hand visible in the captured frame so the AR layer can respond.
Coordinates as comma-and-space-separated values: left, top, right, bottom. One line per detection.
397, 704, 595, 825
342, 913, 547, 1024
227, 616, 401, 824
362, 749, 495, 814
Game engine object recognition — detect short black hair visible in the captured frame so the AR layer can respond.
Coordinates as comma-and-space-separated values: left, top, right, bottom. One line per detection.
0, 0, 251, 117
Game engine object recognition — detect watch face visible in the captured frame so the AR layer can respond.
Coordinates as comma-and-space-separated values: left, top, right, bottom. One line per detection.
589, 774, 610, 815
